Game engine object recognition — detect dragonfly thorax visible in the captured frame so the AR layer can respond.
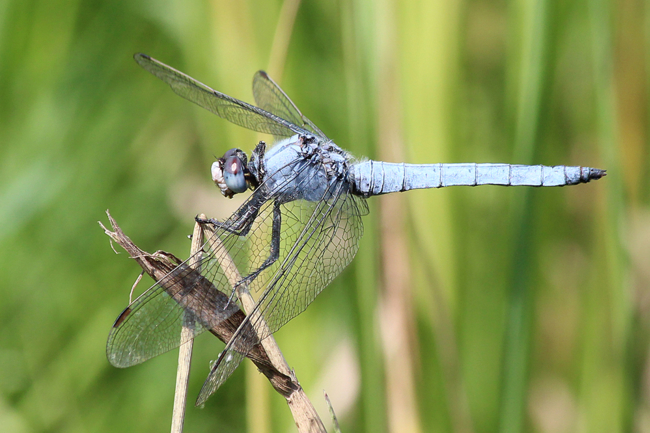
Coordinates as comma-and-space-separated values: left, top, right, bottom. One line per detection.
246, 136, 351, 203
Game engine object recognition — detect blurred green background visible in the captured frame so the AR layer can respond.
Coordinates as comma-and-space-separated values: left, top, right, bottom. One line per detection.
0, 0, 642, 432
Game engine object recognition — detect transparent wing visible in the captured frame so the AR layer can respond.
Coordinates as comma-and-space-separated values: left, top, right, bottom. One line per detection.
106, 163, 306, 367
106, 181, 286, 368
106, 261, 240, 368
196, 175, 367, 404
135, 54, 312, 138
252, 71, 328, 140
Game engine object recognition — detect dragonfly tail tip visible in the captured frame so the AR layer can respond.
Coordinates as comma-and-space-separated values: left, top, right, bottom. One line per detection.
587, 167, 607, 181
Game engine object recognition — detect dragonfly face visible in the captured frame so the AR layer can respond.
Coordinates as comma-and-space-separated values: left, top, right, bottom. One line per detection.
211, 148, 255, 198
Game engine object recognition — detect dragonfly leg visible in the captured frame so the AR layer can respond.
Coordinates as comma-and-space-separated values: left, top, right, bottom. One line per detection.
196, 194, 265, 237
234, 200, 282, 291
198, 214, 256, 237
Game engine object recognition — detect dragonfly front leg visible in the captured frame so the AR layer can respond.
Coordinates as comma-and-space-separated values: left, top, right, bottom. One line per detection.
196, 193, 265, 237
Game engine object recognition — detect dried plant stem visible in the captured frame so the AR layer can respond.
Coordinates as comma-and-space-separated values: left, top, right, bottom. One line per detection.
170, 218, 205, 433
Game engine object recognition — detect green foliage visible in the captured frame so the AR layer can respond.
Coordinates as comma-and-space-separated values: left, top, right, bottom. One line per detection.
0, 0, 639, 432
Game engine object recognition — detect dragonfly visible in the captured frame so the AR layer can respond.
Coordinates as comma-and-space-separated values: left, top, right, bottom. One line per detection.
107, 53, 606, 406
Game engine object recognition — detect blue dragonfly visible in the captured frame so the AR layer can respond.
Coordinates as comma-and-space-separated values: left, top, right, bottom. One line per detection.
107, 54, 606, 405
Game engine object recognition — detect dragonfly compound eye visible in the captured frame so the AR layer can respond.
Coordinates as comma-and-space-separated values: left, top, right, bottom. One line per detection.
223, 155, 248, 194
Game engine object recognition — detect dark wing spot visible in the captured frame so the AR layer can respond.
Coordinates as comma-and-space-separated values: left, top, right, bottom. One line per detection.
112, 307, 132, 328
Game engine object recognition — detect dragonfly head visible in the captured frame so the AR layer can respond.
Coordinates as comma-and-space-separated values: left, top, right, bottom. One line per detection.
212, 148, 252, 198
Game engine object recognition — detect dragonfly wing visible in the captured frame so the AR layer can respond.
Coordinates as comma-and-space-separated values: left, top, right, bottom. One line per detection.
106, 180, 285, 368
106, 260, 240, 367
197, 348, 246, 406
252, 71, 328, 140
257, 185, 366, 332
135, 54, 311, 138
195, 174, 367, 403
107, 172, 287, 368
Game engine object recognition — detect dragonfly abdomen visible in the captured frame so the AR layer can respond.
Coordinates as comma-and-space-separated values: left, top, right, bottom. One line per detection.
350, 161, 606, 197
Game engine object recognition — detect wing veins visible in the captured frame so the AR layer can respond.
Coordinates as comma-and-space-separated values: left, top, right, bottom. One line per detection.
199, 179, 353, 398
135, 54, 312, 138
